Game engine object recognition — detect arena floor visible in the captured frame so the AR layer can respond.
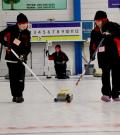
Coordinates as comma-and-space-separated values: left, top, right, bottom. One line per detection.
0, 76, 120, 135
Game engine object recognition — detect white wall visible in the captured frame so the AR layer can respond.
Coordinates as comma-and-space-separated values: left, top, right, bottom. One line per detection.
81, 0, 120, 71
0, 0, 75, 76
0, 0, 73, 30
1, 0, 119, 75
48, 42, 75, 75
81, 0, 120, 23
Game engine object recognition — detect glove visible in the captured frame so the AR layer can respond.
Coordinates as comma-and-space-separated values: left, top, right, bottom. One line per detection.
103, 32, 111, 36
62, 61, 66, 64
6, 48, 11, 54
90, 55, 95, 61
46, 50, 49, 56
102, 31, 111, 38
19, 54, 27, 62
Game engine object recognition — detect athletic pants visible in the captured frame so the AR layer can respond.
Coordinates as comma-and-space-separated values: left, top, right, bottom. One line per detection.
7, 62, 25, 97
101, 64, 120, 98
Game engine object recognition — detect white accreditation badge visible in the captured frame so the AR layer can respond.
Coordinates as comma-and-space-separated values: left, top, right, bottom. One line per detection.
98, 46, 105, 52
13, 38, 21, 46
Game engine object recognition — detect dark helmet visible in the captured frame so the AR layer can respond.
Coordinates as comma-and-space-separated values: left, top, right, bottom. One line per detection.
17, 13, 28, 23
94, 10, 107, 20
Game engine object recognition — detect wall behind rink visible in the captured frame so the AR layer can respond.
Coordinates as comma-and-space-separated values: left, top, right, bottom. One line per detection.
0, 0, 120, 76
0, 0, 73, 30
1, 0, 120, 29
81, 0, 120, 23
0, 0, 75, 76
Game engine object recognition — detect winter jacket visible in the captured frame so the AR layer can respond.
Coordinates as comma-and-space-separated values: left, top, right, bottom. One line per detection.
0, 24, 31, 62
90, 21, 120, 68
48, 51, 69, 65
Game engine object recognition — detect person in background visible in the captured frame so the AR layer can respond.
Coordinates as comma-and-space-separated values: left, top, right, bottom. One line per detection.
47, 44, 69, 79
89, 10, 120, 102
0, 13, 31, 103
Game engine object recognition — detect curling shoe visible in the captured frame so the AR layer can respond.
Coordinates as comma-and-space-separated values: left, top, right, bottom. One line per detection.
12, 97, 17, 102
16, 97, 24, 103
101, 95, 111, 102
113, 98, 120, 102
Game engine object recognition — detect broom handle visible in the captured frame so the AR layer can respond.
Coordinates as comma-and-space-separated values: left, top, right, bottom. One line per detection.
76, 38, 105, 86
11, 49, 54, 97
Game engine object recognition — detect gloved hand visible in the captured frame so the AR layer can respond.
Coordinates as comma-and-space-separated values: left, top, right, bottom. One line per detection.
46, 50, 49, 56
103, 32, 111, 36
6, 48, 11, 54
90, 55, 95, 61
62, 61, 66, 64
102, 31, 111, 38
19, 54, 27, 62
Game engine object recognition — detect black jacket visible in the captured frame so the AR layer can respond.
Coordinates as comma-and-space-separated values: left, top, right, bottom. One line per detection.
49, 51, 69, 65
0, 24, 31, 62
90, 21, 120, 68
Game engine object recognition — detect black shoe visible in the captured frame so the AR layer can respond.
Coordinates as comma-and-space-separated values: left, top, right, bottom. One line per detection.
12, 97, 16, 102
58, 76, 69, 79
66, 75, 70, 78
57, 76, 63, 79
63, 75, 70, 79
16, 97, 24, 103
55, 75, 58, 78
5, 74, 9, 79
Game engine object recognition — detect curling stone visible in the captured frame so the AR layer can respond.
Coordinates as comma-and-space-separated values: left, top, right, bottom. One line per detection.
93, 68, 102, 77
54, 88, 73, 103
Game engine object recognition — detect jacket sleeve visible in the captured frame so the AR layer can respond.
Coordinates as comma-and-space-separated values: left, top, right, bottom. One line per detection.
102, 22, 120, 56
24, 31, 31, 56
112, 23, 120, 38
0, 26, 11, 48
111, 23, 120, 56
63, 52, 69, 62
48, 52, 55, 60
102, 22, 120, 39
89, 30, 97, 60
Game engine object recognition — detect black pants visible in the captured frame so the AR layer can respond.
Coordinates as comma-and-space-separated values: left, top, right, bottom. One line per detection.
101, 65, 120, 98
55, 63, 67, 78
7, 62, 25, 97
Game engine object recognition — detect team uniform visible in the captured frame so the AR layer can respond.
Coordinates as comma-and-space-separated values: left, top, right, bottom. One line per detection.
0, 13, 31, 103
48, 45, 69, 79
90, 11, 120, 102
